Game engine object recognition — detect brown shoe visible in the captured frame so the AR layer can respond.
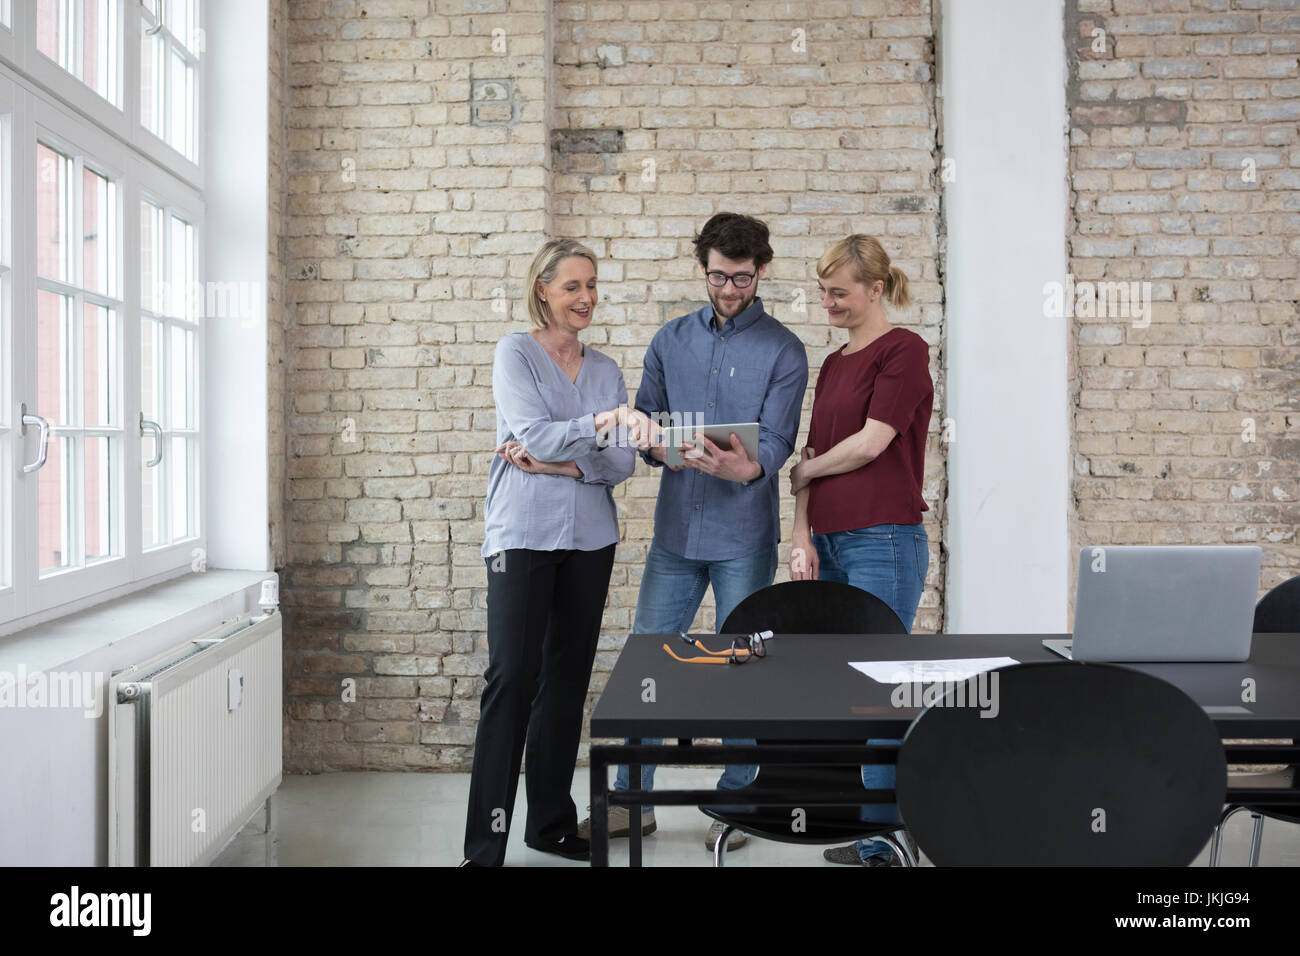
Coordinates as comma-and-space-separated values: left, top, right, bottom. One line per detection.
577, 805, 657, 840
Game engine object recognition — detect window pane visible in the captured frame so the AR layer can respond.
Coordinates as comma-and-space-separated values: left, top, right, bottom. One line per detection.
35, 0, 65, 66
167, 214, 192, 319
39, 435, 71, 574
168, 0, 190, 52
170, 324, 193, 428
140, 27, 164, 139
83, 302, 115, 426
169, 436, 192, 538
84, 435, 116, 562
37, 290, 71, 426
37, 0, 119, 106
83, 165, 117, 297
83, 0, 116, 103
141, 317, 161, 421
168, 48, 193, 158
142, 434, 162, 547
141, 201, 163, 313
37, 143, 71, 283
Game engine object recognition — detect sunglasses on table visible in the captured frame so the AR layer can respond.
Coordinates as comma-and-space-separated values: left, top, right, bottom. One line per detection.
662, 631, 774, 665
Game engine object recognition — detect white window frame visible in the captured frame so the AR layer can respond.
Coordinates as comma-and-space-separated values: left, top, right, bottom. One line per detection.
21, 0, 126, 135
0, 2, 16, 64
10, 0, 201, 191
25, 95, 131, 614
135, 170, 202, 579
1, 0, 205, 629
0, 70, 16, 626
136, 0, 201, 170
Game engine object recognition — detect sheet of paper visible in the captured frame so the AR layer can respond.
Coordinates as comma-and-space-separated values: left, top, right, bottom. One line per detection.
849, 657, 1020, 684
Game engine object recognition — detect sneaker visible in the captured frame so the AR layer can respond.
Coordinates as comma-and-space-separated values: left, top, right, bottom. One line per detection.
576, 805, 657, 840
705, 820, 749, 852
823, 830, 918, 866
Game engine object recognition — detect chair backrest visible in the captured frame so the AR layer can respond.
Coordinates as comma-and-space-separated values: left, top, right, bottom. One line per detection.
720, 580, 907, 635
719, 581, 907, 825
896, 662, 1226, 865
1255, 575, 1300, 634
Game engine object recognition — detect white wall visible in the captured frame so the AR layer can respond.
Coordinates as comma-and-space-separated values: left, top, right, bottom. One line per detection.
0, 572, 272, 865
204, 0, 272, 573
940, 0, 1071, 633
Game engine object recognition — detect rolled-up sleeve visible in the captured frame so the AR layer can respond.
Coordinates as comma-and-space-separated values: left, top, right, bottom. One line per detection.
744, 339, 809, 486
574, 373, 636, 486
493, 338, 599, 462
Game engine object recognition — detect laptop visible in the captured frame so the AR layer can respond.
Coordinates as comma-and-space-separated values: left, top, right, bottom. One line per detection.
1044, 546, 1262, 662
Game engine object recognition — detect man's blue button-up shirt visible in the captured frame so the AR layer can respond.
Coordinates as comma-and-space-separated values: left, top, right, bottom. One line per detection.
634, 296, 809, 561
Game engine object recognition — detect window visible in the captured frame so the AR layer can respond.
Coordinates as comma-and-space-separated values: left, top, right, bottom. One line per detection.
35, 142, 122, 575
139, 0, 199, 161
0, 82, 10, 615
1, 2, 204, 628
140, 199, 198, 550
35, 0, 120, 106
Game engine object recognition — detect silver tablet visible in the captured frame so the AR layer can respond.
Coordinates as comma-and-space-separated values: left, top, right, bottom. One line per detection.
661, 422, 760, 468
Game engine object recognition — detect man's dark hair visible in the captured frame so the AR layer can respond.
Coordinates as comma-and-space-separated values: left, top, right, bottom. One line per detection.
692, 212, 773, 270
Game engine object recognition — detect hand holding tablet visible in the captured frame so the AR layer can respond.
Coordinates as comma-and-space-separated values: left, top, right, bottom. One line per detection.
662, 422, 760, 469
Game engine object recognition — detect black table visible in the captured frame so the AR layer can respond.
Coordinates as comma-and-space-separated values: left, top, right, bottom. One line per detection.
587, 632, 1300, 866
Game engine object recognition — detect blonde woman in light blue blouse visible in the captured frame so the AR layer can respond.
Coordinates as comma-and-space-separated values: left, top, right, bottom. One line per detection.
462, 239, 658, 867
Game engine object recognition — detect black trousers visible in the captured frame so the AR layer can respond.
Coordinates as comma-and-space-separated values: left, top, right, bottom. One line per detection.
463, 545, 616, 866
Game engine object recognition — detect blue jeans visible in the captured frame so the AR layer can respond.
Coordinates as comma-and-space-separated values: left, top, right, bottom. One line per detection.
613, 540, 779, 809
815, 523, 928, 860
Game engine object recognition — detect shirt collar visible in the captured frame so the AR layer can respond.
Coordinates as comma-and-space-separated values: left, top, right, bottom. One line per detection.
701, 296, 766, 335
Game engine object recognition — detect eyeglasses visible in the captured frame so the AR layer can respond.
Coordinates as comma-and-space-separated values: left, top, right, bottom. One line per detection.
662, 631, 772, 665
705, 271, 756, 289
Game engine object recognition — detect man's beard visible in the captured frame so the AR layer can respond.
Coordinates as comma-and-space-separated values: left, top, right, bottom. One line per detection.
707, 284, 758, 321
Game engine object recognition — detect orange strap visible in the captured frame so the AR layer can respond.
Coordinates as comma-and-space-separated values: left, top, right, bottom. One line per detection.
662, 643, 731, 664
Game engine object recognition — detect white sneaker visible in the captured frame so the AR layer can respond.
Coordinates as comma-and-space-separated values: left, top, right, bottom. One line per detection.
705, 819, 749, 852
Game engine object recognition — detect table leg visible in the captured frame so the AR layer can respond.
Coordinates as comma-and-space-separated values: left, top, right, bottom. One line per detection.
590, 749, 608, 867
629, 738, 642, 868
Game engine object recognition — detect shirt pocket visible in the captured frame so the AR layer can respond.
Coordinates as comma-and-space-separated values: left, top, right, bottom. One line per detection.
721, 363, 770, 420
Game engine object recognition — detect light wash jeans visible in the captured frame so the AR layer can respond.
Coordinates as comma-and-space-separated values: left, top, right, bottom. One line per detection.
613, 540, 779, 809
814, 523, 928, 860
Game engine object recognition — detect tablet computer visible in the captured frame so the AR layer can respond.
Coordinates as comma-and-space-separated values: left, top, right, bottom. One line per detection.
661, 422, 760, 468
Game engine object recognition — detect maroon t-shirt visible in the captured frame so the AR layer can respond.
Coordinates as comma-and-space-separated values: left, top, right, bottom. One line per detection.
806, 327, 933, 533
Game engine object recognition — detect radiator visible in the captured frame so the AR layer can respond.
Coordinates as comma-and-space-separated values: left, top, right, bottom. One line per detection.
109, 610, 283, 867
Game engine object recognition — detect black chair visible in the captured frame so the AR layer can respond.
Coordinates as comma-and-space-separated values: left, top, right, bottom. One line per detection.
896, 662, 1226, 865
701, 580, 912, 867
1209, 574, 1300, 866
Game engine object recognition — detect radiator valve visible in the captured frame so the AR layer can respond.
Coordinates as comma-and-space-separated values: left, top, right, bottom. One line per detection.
259, 578, 280, 614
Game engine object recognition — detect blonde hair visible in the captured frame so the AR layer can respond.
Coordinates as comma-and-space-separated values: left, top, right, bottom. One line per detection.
526, 239, 599, 328
816, 235, 912, 309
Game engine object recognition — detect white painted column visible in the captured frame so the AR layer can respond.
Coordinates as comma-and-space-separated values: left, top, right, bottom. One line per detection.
204, 0, 271, 572
940, 0, 1070, 633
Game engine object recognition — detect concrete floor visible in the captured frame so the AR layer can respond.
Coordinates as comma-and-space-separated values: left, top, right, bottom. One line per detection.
212, 767, 1300, 867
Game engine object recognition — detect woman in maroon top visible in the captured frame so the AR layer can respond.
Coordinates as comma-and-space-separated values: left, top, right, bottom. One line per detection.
788, 234, 934, 866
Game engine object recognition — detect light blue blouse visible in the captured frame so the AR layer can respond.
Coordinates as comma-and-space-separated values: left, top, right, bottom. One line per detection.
482, 332, 636, 557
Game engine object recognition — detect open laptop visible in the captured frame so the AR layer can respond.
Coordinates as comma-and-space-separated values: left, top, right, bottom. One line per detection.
1044, 546, 1261, 662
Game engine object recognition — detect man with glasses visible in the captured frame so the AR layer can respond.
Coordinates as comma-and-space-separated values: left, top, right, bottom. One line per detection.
577, 212, 809, 852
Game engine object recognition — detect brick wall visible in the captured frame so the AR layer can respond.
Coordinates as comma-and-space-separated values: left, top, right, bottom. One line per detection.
1066, 0, 1299, 602
277, 0, 944, 772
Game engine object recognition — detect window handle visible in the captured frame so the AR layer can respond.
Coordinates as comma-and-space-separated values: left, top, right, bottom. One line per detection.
20, 404, 50, 474
144, 0, 164, 35
140, 413, 163, 467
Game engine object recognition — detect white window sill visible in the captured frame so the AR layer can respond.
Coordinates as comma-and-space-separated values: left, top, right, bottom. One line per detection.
0, 570, 277, 673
